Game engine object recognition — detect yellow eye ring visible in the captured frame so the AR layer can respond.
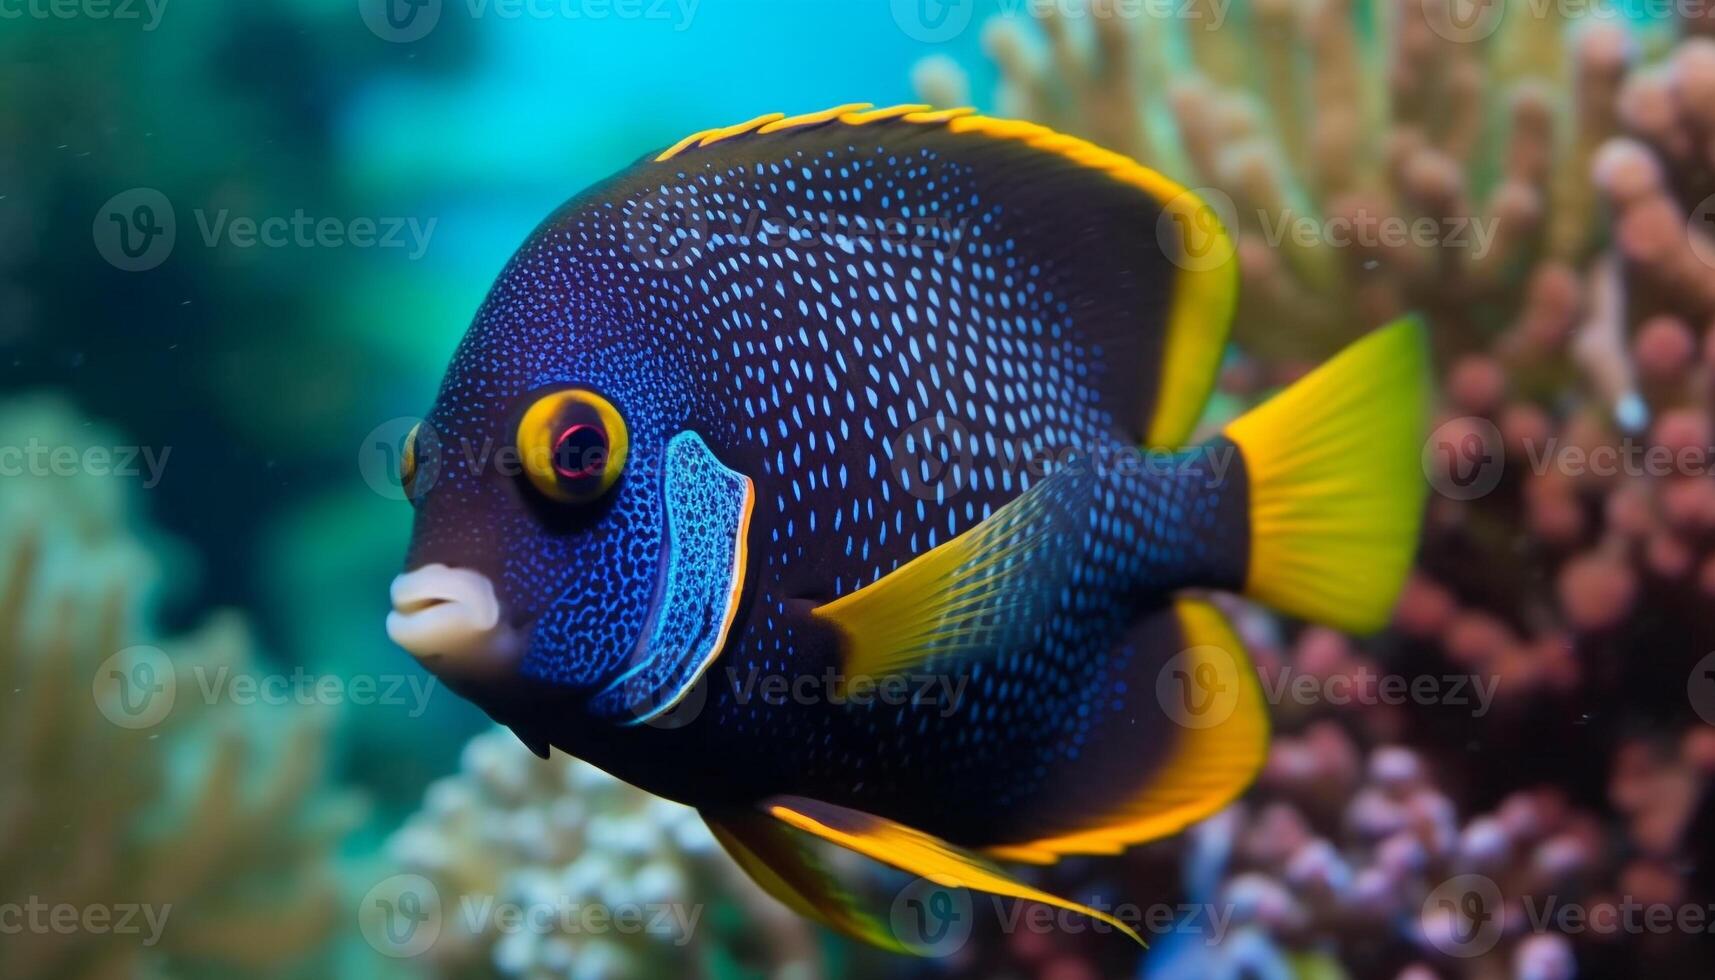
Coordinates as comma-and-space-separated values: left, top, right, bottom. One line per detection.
517, 389, 629, 503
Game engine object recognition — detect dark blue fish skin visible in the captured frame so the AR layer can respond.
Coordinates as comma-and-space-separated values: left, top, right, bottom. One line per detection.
404, 115, 1249, 847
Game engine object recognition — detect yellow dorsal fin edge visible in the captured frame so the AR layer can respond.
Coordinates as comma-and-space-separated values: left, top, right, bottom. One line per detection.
650, 103, 1236, 449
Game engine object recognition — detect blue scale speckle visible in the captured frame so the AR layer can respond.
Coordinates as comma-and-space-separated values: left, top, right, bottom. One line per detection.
404, 113, 1249, 845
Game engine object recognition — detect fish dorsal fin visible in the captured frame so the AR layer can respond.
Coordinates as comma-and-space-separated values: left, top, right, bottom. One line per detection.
645, 103, 1237, 448
761, 796, 1144, 950
811, 462, 1096, 683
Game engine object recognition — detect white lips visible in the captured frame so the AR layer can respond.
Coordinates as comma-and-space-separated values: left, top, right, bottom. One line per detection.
387, 564, 520, 672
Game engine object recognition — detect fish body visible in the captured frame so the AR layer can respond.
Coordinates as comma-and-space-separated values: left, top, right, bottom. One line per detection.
388, 104, 1429, 950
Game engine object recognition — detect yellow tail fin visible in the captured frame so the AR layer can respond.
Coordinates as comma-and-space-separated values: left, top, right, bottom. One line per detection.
1222, 318, 1430, 633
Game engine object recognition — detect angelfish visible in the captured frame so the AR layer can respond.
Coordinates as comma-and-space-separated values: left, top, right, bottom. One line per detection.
386, 103, 1429, 952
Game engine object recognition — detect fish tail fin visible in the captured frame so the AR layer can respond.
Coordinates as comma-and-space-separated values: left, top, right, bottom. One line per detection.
1222, 317, 1430, 633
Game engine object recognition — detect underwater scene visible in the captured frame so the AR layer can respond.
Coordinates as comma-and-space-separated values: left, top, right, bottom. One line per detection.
10, 0, 1715, 977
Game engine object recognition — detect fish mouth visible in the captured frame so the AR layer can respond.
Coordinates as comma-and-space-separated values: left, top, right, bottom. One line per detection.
387, 563, 522, 675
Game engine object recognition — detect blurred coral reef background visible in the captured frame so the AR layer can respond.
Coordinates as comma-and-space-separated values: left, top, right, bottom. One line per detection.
9, 0, 1715, 977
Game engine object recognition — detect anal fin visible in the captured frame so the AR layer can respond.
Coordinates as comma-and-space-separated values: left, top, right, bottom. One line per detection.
765, 796, 1145, 949
703, 808, 907, 954
985, 598, 1268, 861
706, 795, 1146, 955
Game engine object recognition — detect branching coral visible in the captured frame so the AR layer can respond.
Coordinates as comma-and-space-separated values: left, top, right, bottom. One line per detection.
384, 727, 823, 980
916, 0, 1673, 366
917, 3, 1715, 976
0, 395, 357, 979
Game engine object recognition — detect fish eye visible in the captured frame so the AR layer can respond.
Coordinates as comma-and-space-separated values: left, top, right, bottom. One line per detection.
517, 389, 629, 503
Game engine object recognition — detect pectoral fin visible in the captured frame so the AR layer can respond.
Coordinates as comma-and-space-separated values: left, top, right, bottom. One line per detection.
812, 464, 1096, 683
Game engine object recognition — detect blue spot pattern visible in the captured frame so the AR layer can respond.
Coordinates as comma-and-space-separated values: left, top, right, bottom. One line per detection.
407, 118, 1249, 844
589, 431, 750, 725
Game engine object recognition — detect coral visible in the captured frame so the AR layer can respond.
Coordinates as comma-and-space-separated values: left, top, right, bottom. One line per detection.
914, 0, 1670, 366
1157, 728, 1713, 977
917, 3, 1715, 977
384, 727, 824, 980
0, 395, 357, 979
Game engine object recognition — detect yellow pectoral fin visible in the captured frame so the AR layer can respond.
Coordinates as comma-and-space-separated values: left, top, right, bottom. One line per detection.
812, 463, 1095, 683
766, 796, 1146, 948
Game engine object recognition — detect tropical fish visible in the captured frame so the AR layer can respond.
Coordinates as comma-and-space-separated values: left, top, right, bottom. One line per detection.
385, 102, 1429, 952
